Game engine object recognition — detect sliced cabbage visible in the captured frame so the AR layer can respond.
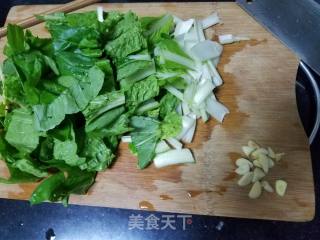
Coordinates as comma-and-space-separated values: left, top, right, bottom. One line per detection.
153, 148, 195, 168
201, 12, 220, 29
190, 40, 223, 62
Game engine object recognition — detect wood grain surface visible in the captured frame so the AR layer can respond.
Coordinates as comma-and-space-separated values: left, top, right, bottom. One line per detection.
0, 2, 315, 221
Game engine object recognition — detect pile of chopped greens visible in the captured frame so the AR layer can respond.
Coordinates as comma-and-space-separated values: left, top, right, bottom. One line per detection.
0, 9, 229, 205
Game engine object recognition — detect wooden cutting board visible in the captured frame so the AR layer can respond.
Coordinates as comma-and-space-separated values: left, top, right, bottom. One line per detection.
0, 2, 315, 222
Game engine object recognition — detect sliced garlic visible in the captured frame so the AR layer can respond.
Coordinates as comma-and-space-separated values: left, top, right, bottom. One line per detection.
268, 158, 275, 168
235, 164, 250, 175
275, 153, 285, 162
249, 181, 262, 199
248, 140, 260, 148
251, 148, 269, 159
258, 154, 270, 173
267, 147, 276, 159
237, 172, 254, 186
242, 146, 256, 157
236, 158, 253, 168
252, 168, 266, 182
262, 181, 274, 192
275, 180, 287, 197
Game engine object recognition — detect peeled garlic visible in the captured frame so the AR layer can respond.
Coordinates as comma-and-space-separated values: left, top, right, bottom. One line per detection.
258, 154, 270, 173
253, 160, 262, 168
268, 158, 275, 168
252, 168, 266, 182
275, 153, 285, 162
275, 180, 287, 197
242, 146, 256, 157
249, 181, 262, 199
238, 172, 254, 186
236, 158, 253, 168
248, 140, 260, 148
262, 181, 274, 192
251, 148, 269, 159
235, 164, 250, 175
267, 147, 276, 159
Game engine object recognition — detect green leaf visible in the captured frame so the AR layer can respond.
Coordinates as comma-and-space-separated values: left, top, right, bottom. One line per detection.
12, 159, 48, 178
159, 92, 180, 119
80, 135, 115, 171
143, 14, 174, 45
4, 24, 29, 57
33, 66, 105, 131
160, 112, 182, 139
5, 108, 41, 153
125, 75, 159, 107
130, 116, 161, 169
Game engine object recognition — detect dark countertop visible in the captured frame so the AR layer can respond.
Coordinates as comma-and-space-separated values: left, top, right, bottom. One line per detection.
0, 1, 319, 240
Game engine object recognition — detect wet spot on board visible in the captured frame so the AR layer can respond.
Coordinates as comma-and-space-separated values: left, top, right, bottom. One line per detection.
213, 185, 227, 196
139, 200, 155, 211
160, 194, 173, 200
223, 171, 237, 181
228, 152, 242, 165
294, 198, 308, 207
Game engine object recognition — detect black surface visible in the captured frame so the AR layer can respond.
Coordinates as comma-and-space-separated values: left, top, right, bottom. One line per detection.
0, 1, 320, 240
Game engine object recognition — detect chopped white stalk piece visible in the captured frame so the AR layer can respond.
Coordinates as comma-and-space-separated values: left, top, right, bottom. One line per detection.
275, 153, 285, 162
242, 146, 256, 157
248, 140, 260, 148
235, 158, 253, 168
166, 138, 183, 150
154, 148, 195, 168
173, 15, 183, 24
190, 40, 223, 61
262, 181, 274, 193
121, 136, 132, 143
205, 95, 229, 123
181, 120, 196, 143
218, 34, 250, 45
155, 140, 171, 154
174, 19, 194, 37
128, 54, 151, 61
275, 180, 287, 197
206, 61, 223, 86
97, 6, 104, 22
249, 181, 262, 199
252, 168, 266, 182
201, 12, 220, 29
268, 158, 275, 168
267, 147, 276, 159
258, 154, 270, 173
177, 115, 195, 139
194, 20, 205, 42
182, 102, 190, 115
193, 79, 215, 105
165, 86, 184, 101
176, 103, 183, 115
200, 107, 209, 122
0, 65, 4, 82
235, 164, 250, 175
161, 50, 196, 70
253, 160, 262, 168
237, 172, 253, 187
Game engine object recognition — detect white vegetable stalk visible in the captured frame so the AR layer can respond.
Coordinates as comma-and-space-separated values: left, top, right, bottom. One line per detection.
193, 79, 215, 105
161, 50, 196, 70
194, 20, 205, 42
190, 40, 223, 61
206, 61, 223, 86
201, 12, 220, 29
121, 136, 132, 143
166, 138, 183, 149
205, 94, 229, 122
181, 121, 196, 143
182, 102, 190, 115
174, 19, 194, 37
176, 103, 183, 115
155, 140, 171, 154
165, 86, 184, 101
153, 148, 195, 168
173, 15, 183, 24
218, 34, 250, 45
128, 54, 151, 61
136, 100, 159, 114
177, 115, 195, 139
97, 6, 104, 23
